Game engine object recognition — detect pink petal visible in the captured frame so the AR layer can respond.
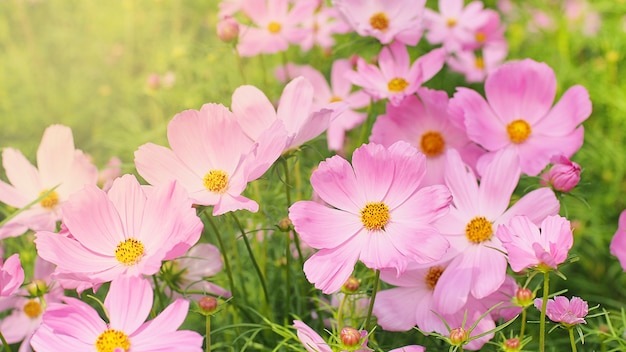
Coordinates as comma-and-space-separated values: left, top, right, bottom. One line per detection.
310, 155, 363, 212
106, 276, 153, 333
231, 85, 277, 140
498, 188, 559, 226
36, 125, 75, 187
106, 174, 147, 238
443, 149, 480, 214
478, 148, 520, 218
374, 286, 423, 331
135, 143, 202, 192
469, 242, 508, 299
289, 201, 363, 249
277, 77, 315, 133
533, 86, 591, 135
415, 48, 446, 84
2, 148, 40, 198
303, 242, 361, 294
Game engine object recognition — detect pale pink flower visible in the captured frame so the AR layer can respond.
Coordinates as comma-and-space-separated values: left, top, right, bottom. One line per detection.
236, 0, 316, 57
135, 102, 287, 215
289, 141, 451, 294
462, 9, 506, 51
30, 276, 203, 351
299, 3, 349, 52
35, 174, 202, 285
231, 76, 334, 152
276, 60, 370, 151
423, 0, 491, 52
449, 59, 592, 176
218, 0, 245, 17
0, 254, 24, 297
433, 148, 559, 315
540, 155, 581, 193
332, 0, 426, 45
534, 296, 588, 326
446, 42, 508, 83
0, 125, 98, 238
610, 209, 626, 271
370, 88, 484, 186
347, 42, 445, 106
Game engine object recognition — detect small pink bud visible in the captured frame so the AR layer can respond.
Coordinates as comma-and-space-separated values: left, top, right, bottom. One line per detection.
342, 277, 360, 292
278, 217, 293, 232
217, 16, 239, 43
198, 296, 218, 313
340, 327, 361, 347
146, 73, 160, 90
503, 337, 521, 351
515, 287, 534, 307
449, 327, 467, 346
541, 155, 581, 192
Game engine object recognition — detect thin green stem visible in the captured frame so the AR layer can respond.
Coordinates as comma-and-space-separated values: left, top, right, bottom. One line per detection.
337, 293, 349, 331
539, 272, 550, 352
0, 330, 11, 352
520, 307, 527, 339
285, 229, 292, 324
152, 275, 165, 311
233, 45, 247, 84
365, 270, 381, 332
568, 328, 578, 352
205, 314, 211, 352
230, 212, 270, 305
203, 211, 236, 299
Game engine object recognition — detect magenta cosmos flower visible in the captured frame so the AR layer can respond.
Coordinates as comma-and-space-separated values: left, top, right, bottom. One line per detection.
449, 58, 592, 176
135, 102, 287, 215
34, 174, 202, 285
533, 296, 588, 326
289, 141, 451, 294
348, 42, 445, 106
0, 254, 24, 296
30, 276, 203, 351
332, 0, 426, 45
610, 209, 626, 271
497, 215, 573, 272
236, 0, 316, 57
423, 0, 491, 52
370, 88, 484, 186
0, 125, 98, 238
432, 148, 559, 315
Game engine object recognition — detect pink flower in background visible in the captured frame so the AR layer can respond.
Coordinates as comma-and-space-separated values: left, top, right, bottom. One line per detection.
498, 215, 573, 272
348, 42, 445, 106
423, 0, 491, 52
289, 142, 451, 294
462, 9, 506, 51
276, 60, 370, 151
0, 254, 24, 296
446, 42, 508, 83
449, 59, 592, 176
97, 156, 122, 192
30, 276, 203, 351
534, 296, 588, 326
540, 155, 581, 192
370, 88, 484, 186
136, 102, 287, 215
218, 0, 245, 17
35, 174, 202, 285
332, 0, 426, 45
231, 76, 334, 152
610, 209, 626, 271
0, 125, 98, 238
433, 148, 559, 315
236, 0, 316, 57
299, 3, 350, 52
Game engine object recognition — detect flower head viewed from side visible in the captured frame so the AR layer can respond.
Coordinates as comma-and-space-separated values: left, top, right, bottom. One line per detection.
30, 276, 203, 351
533, 296, 589, 326
289, 141, 451, 294
0, 254, 24, 297
610, 209, 626, 271
540, 155, 581, 193
35, 174, 203, 286
0, 124, 98, 238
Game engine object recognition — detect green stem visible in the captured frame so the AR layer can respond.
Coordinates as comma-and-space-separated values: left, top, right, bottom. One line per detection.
285, 228, 292, 324
152, 275, 165, 311
0, 330, 11, 352
203, 211, 236, 299
205, 314, 211, 352
365, 270, 381, 332
337, 292, 349, 331
539, 272, 550, 352
230, 212, 270, 305
233, 44, 247, 84
568, 328, 578, 352
520, 307, 527, 339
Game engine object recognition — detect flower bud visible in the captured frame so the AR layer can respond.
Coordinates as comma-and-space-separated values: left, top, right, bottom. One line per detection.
514, 287, 534, 307
449, 327, 467, 346
502, 337, 521, 351
198, 296, 218, 313
278, 217, 293, 232
340, 327, 361, 347
26, 279, 48, 297
217, 16, 240, 43
541, 155, 581, 192
342, 277, 360, 293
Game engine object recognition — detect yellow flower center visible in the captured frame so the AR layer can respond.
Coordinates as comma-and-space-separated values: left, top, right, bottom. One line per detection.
507, 119, 532, 144
329, 96, 343, 103
446, 18, 457, 27
360, 202, 390, 231
115, 238, 145, 266
475, 57, 484, 69
425, 266, 444, 290
420, 131, 445, 157
475, 32, 486, 43
95, 329, 131, 352
39, 189, 59, 209
24, 299, 43, 318
465, 216, 493, 243
387, 78, 409, 93
203, 170, 229, 193
267, 21, 281, 33
369, 12, 389, 31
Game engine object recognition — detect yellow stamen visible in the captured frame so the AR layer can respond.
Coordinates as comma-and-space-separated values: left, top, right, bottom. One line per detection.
39, 189, 59, 209
369, 12, 389, 31
24, 300, 43, 318
329, 96, 343, 103
475, 32, 486, 42
115, 238, 145, 266
447, 18, 457, 27
267, 21, 281, 33
465, 216, 493, 243
425, 266, 444, 290
420, 131, 445, 157
360, 202, 390, 231
203, 170, 229, 193
95, 329, 131, 352
506, 119, 532, 144
475, 57, 485, 69
387, 78, 409, 93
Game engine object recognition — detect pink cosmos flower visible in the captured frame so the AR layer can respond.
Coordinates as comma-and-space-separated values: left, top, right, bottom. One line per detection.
231, 76, 334, 152
610, 209, 626, 271
0, 125, 98, 238
498, 215, 573, 272
533, 296, 588, 326
462, 9, 506, 51
332, 0, 426, 45
299, 2, 350, 52
432, 148, 559, 315
449, 58, 592, 176
276, 60, 370, 151
289, 141, 451, 294
540, 155, 581, 192
236, 0, 316, 57
423, 0, 491, 52
370, 88, 484, 186
135, 102, 287, 215
30, 276, 203, 351
0, 254, 24, 296
35, 174, 202, 285
446, 42, 508, 83
348, 42, 445, 106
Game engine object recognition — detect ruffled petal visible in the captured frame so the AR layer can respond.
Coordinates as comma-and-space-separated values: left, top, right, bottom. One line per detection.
303, 242, 361, 294
289, 201, 363, 249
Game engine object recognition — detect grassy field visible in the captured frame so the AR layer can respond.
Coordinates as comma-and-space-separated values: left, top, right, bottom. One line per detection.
1, 0, 626, 351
